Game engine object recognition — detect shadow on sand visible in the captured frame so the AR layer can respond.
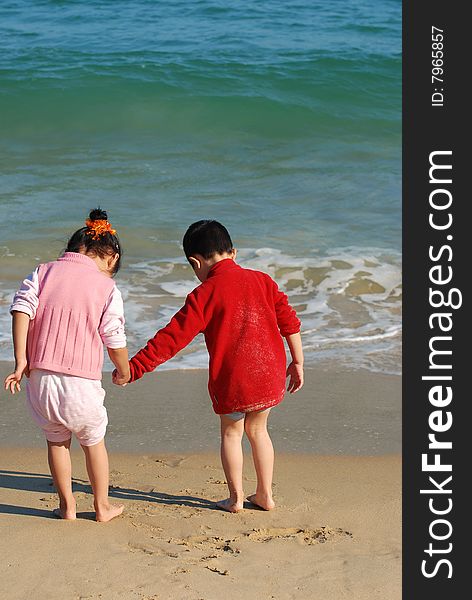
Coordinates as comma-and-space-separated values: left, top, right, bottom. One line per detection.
0, 469, 219, 518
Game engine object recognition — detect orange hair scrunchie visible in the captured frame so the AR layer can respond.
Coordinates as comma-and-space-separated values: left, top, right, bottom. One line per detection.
85, 219, 117, 241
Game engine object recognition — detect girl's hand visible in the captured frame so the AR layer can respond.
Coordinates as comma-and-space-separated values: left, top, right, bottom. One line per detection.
112, 369, 131, 386
286, 361, 304, 394
4, 360, 29, 394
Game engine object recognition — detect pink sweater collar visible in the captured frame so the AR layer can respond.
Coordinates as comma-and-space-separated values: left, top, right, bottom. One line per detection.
58, 252, 101, 271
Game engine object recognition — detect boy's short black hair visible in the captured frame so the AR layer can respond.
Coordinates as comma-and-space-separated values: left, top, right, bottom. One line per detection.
183, 220, 233, 260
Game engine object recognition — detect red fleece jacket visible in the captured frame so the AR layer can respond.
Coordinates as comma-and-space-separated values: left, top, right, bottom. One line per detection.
129, 258, 301, 414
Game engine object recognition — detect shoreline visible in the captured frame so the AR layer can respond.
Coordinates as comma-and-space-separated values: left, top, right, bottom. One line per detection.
0, 363, 401, 455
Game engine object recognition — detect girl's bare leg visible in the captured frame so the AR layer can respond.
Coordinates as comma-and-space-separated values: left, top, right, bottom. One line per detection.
217, 415, 245, 513
47, 439, 76, 519
81, 439, 124, 522
244, 410, 276, 510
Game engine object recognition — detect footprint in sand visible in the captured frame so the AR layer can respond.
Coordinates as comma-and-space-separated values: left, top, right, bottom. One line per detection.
154, 457, 188, 468
205, 565, 229, 576
244, 526, 353, 544
168, 528, 351, 551
39, 495, 55, 503
129, 520, 164, 535
300, 488, 329, 506
206, 477, 227, 485
201, 554, 219, 561
170, 534, 240, 553
172, 567, 190, 574
129, 541, 180, 559
127, 542, 162, 556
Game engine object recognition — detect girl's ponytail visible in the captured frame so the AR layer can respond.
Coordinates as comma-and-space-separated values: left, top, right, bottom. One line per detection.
66, 208, 122, 274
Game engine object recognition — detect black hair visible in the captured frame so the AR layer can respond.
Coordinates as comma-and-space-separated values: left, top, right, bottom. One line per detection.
66, 208, 122, 274
182, 220, 233, 260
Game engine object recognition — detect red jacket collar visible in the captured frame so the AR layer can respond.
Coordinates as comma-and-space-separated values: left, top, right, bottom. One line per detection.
207, 258, 239, 278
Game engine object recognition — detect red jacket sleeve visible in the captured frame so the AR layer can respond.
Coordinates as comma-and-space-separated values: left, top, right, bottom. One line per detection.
272, 280, 301, 337
129, 289, 205, 381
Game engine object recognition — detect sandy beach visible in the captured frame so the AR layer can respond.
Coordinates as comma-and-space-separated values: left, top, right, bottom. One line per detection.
1, 366, 401, 599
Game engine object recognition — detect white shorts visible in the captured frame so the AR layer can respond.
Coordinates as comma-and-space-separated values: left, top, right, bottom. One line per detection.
26, 369, 108, 446
224, 408, 271, 421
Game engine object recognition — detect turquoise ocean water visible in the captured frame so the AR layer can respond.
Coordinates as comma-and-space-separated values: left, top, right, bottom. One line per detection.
0, 0, 401, 373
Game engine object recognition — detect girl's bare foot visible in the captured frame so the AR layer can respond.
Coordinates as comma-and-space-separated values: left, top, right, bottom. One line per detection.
216, 497, 244, 513
95, 503, 124, 522
52, 504, 76, 520
246, 493, 275, 511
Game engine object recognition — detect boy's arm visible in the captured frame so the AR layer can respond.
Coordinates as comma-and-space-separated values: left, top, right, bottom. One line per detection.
285, 331, 304, 393
270, 279, 304, 393
129, 290, 205, 382
286, 331, 304, 365
4, 311, 30, 394
272, 280, 301, 337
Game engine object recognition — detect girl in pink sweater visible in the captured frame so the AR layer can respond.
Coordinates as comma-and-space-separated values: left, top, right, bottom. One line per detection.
4, 209, 129, 522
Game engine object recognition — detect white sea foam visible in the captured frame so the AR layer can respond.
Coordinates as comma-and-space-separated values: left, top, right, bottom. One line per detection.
159, 280, 195, 297
118, 246, 402, 373
0, 246, 402, 374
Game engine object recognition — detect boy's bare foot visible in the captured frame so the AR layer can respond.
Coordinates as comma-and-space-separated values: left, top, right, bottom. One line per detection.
95, 503, 124, 522
52, 506, 76, 520
246, 493, 276, 511
216, 498, 244, 513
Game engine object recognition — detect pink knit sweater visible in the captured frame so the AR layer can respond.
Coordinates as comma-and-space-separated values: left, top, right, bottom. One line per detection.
19, 252, 116, 380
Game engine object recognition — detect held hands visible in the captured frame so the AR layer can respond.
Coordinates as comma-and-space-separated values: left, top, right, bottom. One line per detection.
112, 368, 131, 387
107, 347, 131, 387
286, 361, 304, 394
4, 360, 30, 394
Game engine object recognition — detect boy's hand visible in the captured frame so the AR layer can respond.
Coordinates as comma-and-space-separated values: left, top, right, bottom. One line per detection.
4, 360, 29, 394
112, 369, 131, 386
286, 361, 304, 394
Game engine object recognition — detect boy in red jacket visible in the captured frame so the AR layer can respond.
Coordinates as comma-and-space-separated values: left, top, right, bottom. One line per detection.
114, 220, 304, 512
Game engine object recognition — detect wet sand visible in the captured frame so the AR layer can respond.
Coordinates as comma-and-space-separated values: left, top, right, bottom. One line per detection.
0, 364, 401, 455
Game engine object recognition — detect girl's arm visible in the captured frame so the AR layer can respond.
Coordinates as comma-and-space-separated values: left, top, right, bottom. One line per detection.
4, 311, 30, 394
285, 331, 304, 394
99, 285, 130, 384
4, 268, 40, 394
108, 347, 130, 385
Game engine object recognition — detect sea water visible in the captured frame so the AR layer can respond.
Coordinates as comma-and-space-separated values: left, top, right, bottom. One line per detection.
0, 0, 401, 373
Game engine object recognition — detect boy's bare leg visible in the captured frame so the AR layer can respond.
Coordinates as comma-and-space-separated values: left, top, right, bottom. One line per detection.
217, 415, 245, 512
81, 439, 124, 522
244, 410, 276, 510
47, 439, 76, 520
